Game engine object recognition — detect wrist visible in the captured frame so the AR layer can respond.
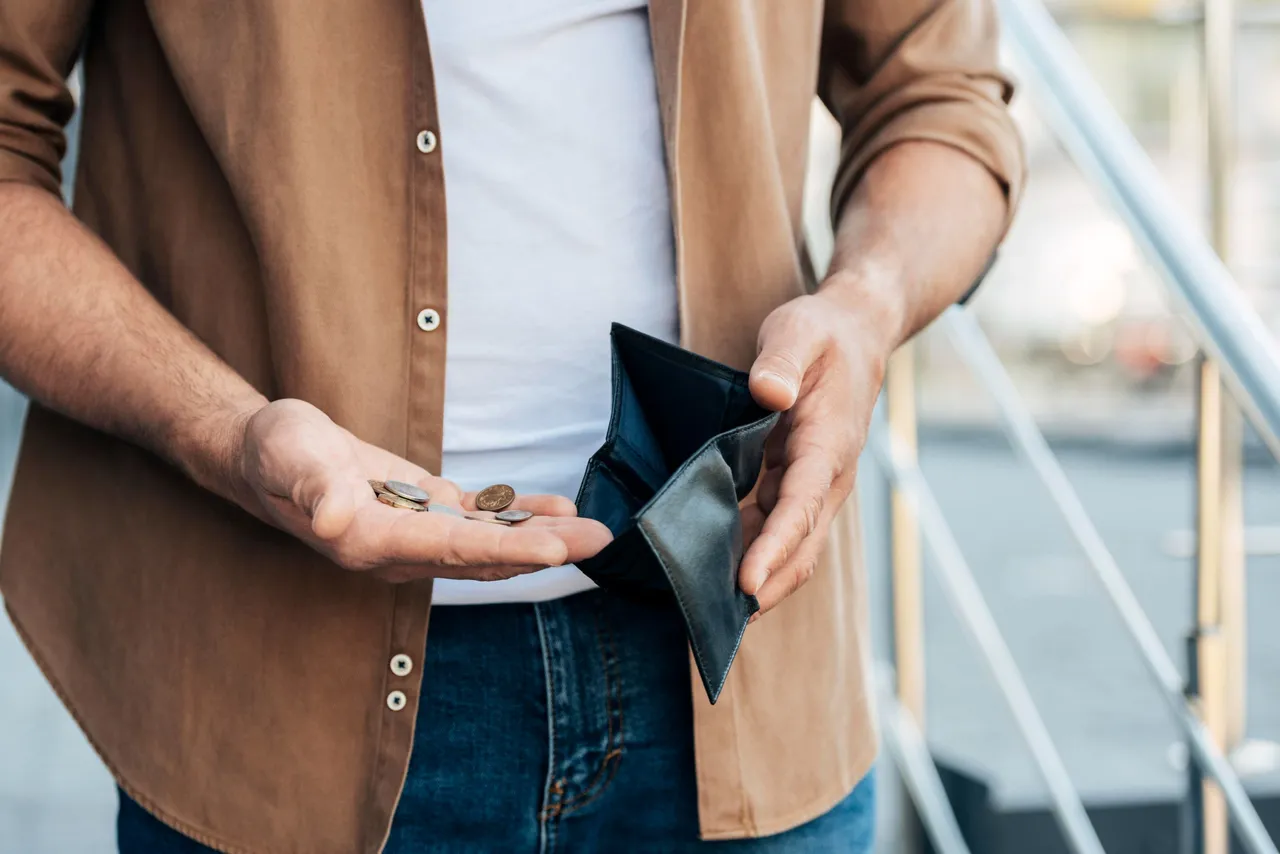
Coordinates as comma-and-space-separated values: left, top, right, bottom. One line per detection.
167, 392, 268, 506
815, 264, 911, 357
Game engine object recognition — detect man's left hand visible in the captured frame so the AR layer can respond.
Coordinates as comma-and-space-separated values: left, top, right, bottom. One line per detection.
739, 287, 894, 617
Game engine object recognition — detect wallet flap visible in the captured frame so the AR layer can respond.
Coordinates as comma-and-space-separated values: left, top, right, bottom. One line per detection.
636, 416, 775, 702
574, 324, 779, 702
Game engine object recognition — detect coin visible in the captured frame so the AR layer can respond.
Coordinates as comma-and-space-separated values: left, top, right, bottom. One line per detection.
370, 480, 425, 507
377, 493, 427, 512
495, 509, 533, 523
464, 513, 511, 526
427, 504, 463, 517
475, 484, 516, 512
384, 479, 430, 504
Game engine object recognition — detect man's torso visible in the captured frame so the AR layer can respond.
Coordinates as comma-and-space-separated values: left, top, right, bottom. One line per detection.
426, 0, 679, 605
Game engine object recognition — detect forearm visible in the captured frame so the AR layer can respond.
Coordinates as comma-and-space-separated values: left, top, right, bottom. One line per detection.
0, 184, 266, 499
818, 140, 1009, 353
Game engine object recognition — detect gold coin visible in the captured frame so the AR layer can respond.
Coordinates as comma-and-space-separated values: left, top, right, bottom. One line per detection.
377, 493, 427, 512
475, 484, 516, 512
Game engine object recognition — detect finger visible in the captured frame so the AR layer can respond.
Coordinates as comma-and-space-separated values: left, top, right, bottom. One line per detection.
749, 318, 827, 412
376, 510, 615, 569
420, 477, 465, 506
739, 502, 767, 552
364, 508, 571, 569
310, 477, 369, 540
737, 454, 836, 595
285, 458, 370, 540
518, 516, 613, 563
374, 563, 547, 584
360, 492, 609, 567
749, 483, 844, 616
512, 494, 578, 517
764, 410, 792, 469
756, 466, 783, 514
459, 490, 577, 517
751, 517, 832, 615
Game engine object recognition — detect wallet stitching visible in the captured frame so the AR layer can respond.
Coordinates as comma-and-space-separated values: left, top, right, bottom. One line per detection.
634, 521, 716, 685
636, 520, 752, 701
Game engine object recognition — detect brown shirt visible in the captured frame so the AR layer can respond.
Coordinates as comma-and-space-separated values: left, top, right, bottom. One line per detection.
0, 2, 1023, 852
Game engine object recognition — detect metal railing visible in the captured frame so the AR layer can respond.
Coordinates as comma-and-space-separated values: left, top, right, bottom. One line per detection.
859, 0, 1280, 852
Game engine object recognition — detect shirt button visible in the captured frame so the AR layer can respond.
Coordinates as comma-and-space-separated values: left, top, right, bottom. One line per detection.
387, 690, 407, 711
416, 308, 441, 332
390, 654, 413, 677
416, 130, 438, 154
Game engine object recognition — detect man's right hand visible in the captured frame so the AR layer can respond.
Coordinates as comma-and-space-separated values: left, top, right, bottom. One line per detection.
228, 399, 613, 583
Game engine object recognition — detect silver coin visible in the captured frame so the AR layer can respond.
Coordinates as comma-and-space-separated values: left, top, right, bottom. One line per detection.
495, 509, 533, 523
464, 514, 511, 526
384, 480, 430, 504
427, 504, 462, 517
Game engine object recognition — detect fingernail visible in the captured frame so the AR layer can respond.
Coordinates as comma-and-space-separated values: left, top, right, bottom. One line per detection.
758, 371, 797, 395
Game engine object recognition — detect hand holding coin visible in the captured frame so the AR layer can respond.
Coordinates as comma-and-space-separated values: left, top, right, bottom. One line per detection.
234, 399, 613, 583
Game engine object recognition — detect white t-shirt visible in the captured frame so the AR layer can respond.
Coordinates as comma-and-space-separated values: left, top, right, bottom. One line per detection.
423, 0, 679, 604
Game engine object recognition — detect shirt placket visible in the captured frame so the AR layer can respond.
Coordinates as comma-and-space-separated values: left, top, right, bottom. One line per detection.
367, 8, 446, 851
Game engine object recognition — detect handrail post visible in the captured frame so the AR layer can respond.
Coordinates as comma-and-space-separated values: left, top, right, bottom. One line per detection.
887, 341, 926, 852
1189, 1, 1246, 852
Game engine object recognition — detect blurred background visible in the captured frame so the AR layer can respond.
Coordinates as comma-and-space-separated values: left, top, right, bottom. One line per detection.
2, 0, 1279, 851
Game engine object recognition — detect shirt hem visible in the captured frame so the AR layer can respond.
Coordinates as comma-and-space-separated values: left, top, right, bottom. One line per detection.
697, 739, 878, 842
5, 604, 259, 854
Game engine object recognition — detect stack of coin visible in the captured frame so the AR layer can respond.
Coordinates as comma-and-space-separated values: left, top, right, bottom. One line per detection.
369, 479, 429, 512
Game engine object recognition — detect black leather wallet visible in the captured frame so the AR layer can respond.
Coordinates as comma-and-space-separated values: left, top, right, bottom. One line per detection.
574, 324, 779, 703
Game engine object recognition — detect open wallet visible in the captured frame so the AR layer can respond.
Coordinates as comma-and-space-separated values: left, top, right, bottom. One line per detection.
574, 324, 780, 703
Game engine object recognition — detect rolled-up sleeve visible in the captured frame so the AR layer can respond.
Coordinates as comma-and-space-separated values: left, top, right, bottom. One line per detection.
819, 0, 1026, 230
0, 2, 93, 196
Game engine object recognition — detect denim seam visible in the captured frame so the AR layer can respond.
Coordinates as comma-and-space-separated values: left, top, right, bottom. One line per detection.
542, 603, 625, 820
533, 603, 559, 854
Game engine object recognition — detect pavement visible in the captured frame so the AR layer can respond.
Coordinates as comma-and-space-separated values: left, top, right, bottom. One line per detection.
3, 378, 1280, 853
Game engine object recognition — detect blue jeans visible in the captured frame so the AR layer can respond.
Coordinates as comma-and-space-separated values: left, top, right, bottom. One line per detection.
118, 590, 875, 853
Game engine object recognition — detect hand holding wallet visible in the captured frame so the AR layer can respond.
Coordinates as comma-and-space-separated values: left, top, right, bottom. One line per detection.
574, 324, 779, 703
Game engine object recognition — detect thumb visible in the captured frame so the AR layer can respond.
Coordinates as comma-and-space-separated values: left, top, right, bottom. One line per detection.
307, 473, 364, 541
285, 443, 366, 541
750, 318, 823, 412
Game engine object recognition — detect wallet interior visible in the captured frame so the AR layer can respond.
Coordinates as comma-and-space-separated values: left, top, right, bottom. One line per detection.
577, 325, 769, 542
574, 325, 777, 702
